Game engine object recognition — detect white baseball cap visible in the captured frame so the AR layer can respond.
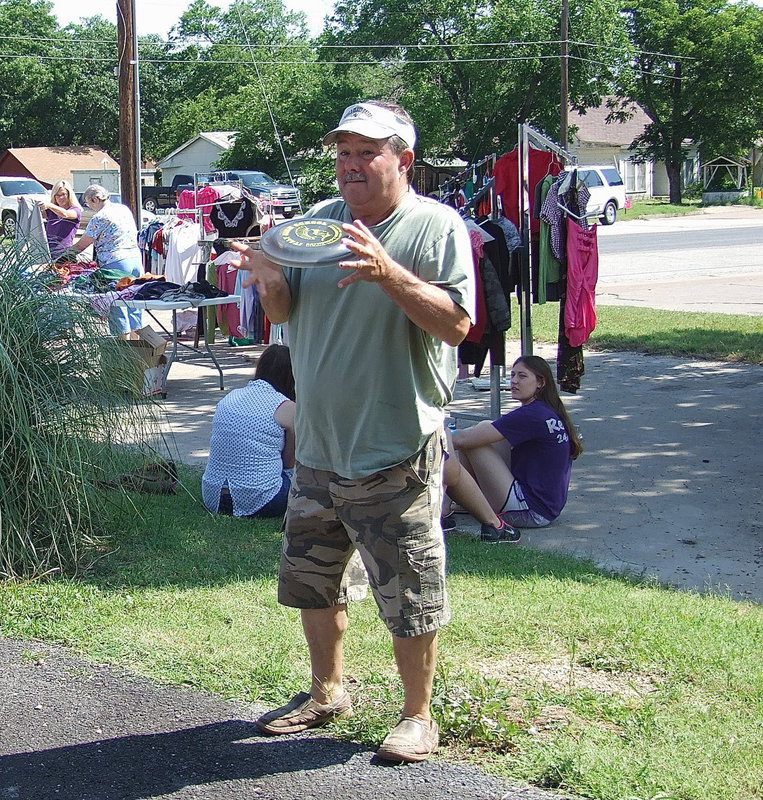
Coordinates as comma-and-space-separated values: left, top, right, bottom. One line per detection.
323, 102, 417, 149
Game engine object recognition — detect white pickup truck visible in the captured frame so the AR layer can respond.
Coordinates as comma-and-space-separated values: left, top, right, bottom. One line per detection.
0, 176, 49, 237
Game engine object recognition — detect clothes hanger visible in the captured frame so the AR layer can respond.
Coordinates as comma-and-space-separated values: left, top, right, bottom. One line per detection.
556, 199, 588, 221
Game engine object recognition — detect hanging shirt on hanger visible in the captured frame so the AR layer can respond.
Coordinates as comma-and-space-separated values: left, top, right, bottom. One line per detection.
494, 147, 562, 234
564, 218, 598, 347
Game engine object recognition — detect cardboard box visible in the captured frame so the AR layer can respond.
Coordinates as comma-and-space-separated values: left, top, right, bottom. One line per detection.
126, 326, 167, 367
115, 327, 168, 396
141, 355, 167, 397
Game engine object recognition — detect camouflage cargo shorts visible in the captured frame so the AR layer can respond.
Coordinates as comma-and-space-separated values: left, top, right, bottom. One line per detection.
279, 430, 450, 638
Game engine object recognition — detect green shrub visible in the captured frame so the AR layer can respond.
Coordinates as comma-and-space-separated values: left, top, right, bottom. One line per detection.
0, 248, 162, 578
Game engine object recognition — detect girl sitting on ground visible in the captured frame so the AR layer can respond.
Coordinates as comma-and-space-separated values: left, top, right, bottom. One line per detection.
202, 344, 295, 519
451, 355, 582, 528
442, 428, 521, 543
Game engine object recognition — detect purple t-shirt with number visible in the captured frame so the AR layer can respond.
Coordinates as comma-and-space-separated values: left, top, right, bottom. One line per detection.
492, 399, 573, 520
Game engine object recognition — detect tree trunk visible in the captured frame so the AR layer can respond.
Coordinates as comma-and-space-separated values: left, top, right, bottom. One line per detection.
665, 158, 682, 204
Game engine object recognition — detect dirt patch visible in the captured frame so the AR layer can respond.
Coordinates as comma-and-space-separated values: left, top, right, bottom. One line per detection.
480, 655, 661, 699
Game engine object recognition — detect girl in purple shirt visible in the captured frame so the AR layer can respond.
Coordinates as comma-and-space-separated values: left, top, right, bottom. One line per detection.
452, 355, 583, 528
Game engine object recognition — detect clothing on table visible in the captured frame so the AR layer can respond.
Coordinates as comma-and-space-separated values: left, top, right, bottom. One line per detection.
133, 279, 182, 300
202, 379, 292, 516
491, 399, 573, 521
564, 218, 598, 347
46, 205, 82, 258
114, 272, 164, 291
285, 190, 475, 479
85, 202, 141, 268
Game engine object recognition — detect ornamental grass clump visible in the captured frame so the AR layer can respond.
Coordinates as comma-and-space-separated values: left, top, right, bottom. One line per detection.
0, 248, 162, 579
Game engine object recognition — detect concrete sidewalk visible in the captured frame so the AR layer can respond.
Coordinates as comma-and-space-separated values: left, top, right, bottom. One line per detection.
153, 336, 761, 603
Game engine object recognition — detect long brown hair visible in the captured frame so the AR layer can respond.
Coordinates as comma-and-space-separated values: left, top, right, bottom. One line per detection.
514, 355, 583, 459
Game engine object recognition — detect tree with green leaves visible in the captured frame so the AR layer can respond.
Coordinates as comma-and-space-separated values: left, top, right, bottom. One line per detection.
0, 1, 174, 158
320, 0, 632, 160
0, 0, 62, 147
155, 0, 331, 173
616, 0, 763, 203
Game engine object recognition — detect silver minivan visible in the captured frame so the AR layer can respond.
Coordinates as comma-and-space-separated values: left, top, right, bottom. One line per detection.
577, 165, 627, 225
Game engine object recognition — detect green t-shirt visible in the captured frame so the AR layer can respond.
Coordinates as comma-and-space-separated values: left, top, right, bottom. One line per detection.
283, 191, 475, 478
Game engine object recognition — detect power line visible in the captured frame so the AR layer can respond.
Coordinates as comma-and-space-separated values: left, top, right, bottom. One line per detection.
0, 33, 696, 60
0, 50, 683, 77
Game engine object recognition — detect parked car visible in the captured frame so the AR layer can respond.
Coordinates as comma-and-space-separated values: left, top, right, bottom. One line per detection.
576, 165, 627, 225
0, 177, 49, 237
212, 170, 301, 218
141, 173, 194, 212
76, 192, 156, 229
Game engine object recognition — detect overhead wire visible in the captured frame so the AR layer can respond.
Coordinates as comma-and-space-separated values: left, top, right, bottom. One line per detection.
232, 4, 300, 197
0, 50, 685, 78
0, 32, 698, 61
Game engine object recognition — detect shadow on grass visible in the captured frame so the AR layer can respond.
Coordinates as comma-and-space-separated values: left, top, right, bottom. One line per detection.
88, 468, 636, 599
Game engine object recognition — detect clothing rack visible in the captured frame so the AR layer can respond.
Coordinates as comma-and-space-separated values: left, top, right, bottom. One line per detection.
517, 123, 576, 355
456, 172, 505, 419
437, 153, 496, 198
461, 176, 495, 215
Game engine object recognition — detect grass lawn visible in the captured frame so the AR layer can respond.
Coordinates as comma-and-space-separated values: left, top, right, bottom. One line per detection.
622, 198, 703, 220
622, 196, 763, 220
517, 300, 763, 364
1, 476, 761, 800
1, 252, 761, 799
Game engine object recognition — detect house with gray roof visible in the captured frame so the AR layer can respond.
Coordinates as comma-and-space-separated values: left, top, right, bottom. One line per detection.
156, 132, 237, 184
569, 102, 699, 198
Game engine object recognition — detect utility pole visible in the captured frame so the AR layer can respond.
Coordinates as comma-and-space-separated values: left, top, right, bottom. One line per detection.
560, 0, 569, 149
117, 0, 142, 224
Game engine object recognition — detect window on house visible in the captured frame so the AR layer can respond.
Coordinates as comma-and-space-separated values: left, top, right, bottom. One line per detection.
622, 160, 646, 193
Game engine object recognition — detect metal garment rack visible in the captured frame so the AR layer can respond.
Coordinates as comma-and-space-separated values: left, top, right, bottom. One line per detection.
517, 123, 576, 356
452, 170, 506, 420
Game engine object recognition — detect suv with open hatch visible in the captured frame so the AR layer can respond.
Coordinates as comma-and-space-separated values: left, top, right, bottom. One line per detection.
0, 177, 49, 237
212, 170, 301, 218
576, 165, 627, 225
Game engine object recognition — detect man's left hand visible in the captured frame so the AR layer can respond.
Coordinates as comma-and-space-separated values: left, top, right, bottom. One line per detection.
337, 220, 403, 288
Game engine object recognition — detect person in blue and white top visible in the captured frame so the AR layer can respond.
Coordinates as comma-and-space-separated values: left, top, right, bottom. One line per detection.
452, 355, 583, 528
70, 184, 143, 337
202, 344, 296, 519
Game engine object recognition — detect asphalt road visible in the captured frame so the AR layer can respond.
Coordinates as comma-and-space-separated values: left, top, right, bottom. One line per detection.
597, 207, 763, 282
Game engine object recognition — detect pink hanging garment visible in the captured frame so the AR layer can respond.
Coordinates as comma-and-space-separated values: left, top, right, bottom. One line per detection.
564, 218, 598, 347
214, 254, 242, 336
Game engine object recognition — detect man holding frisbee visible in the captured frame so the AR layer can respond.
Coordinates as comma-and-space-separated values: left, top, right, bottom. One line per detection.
232, 100, 474, 762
